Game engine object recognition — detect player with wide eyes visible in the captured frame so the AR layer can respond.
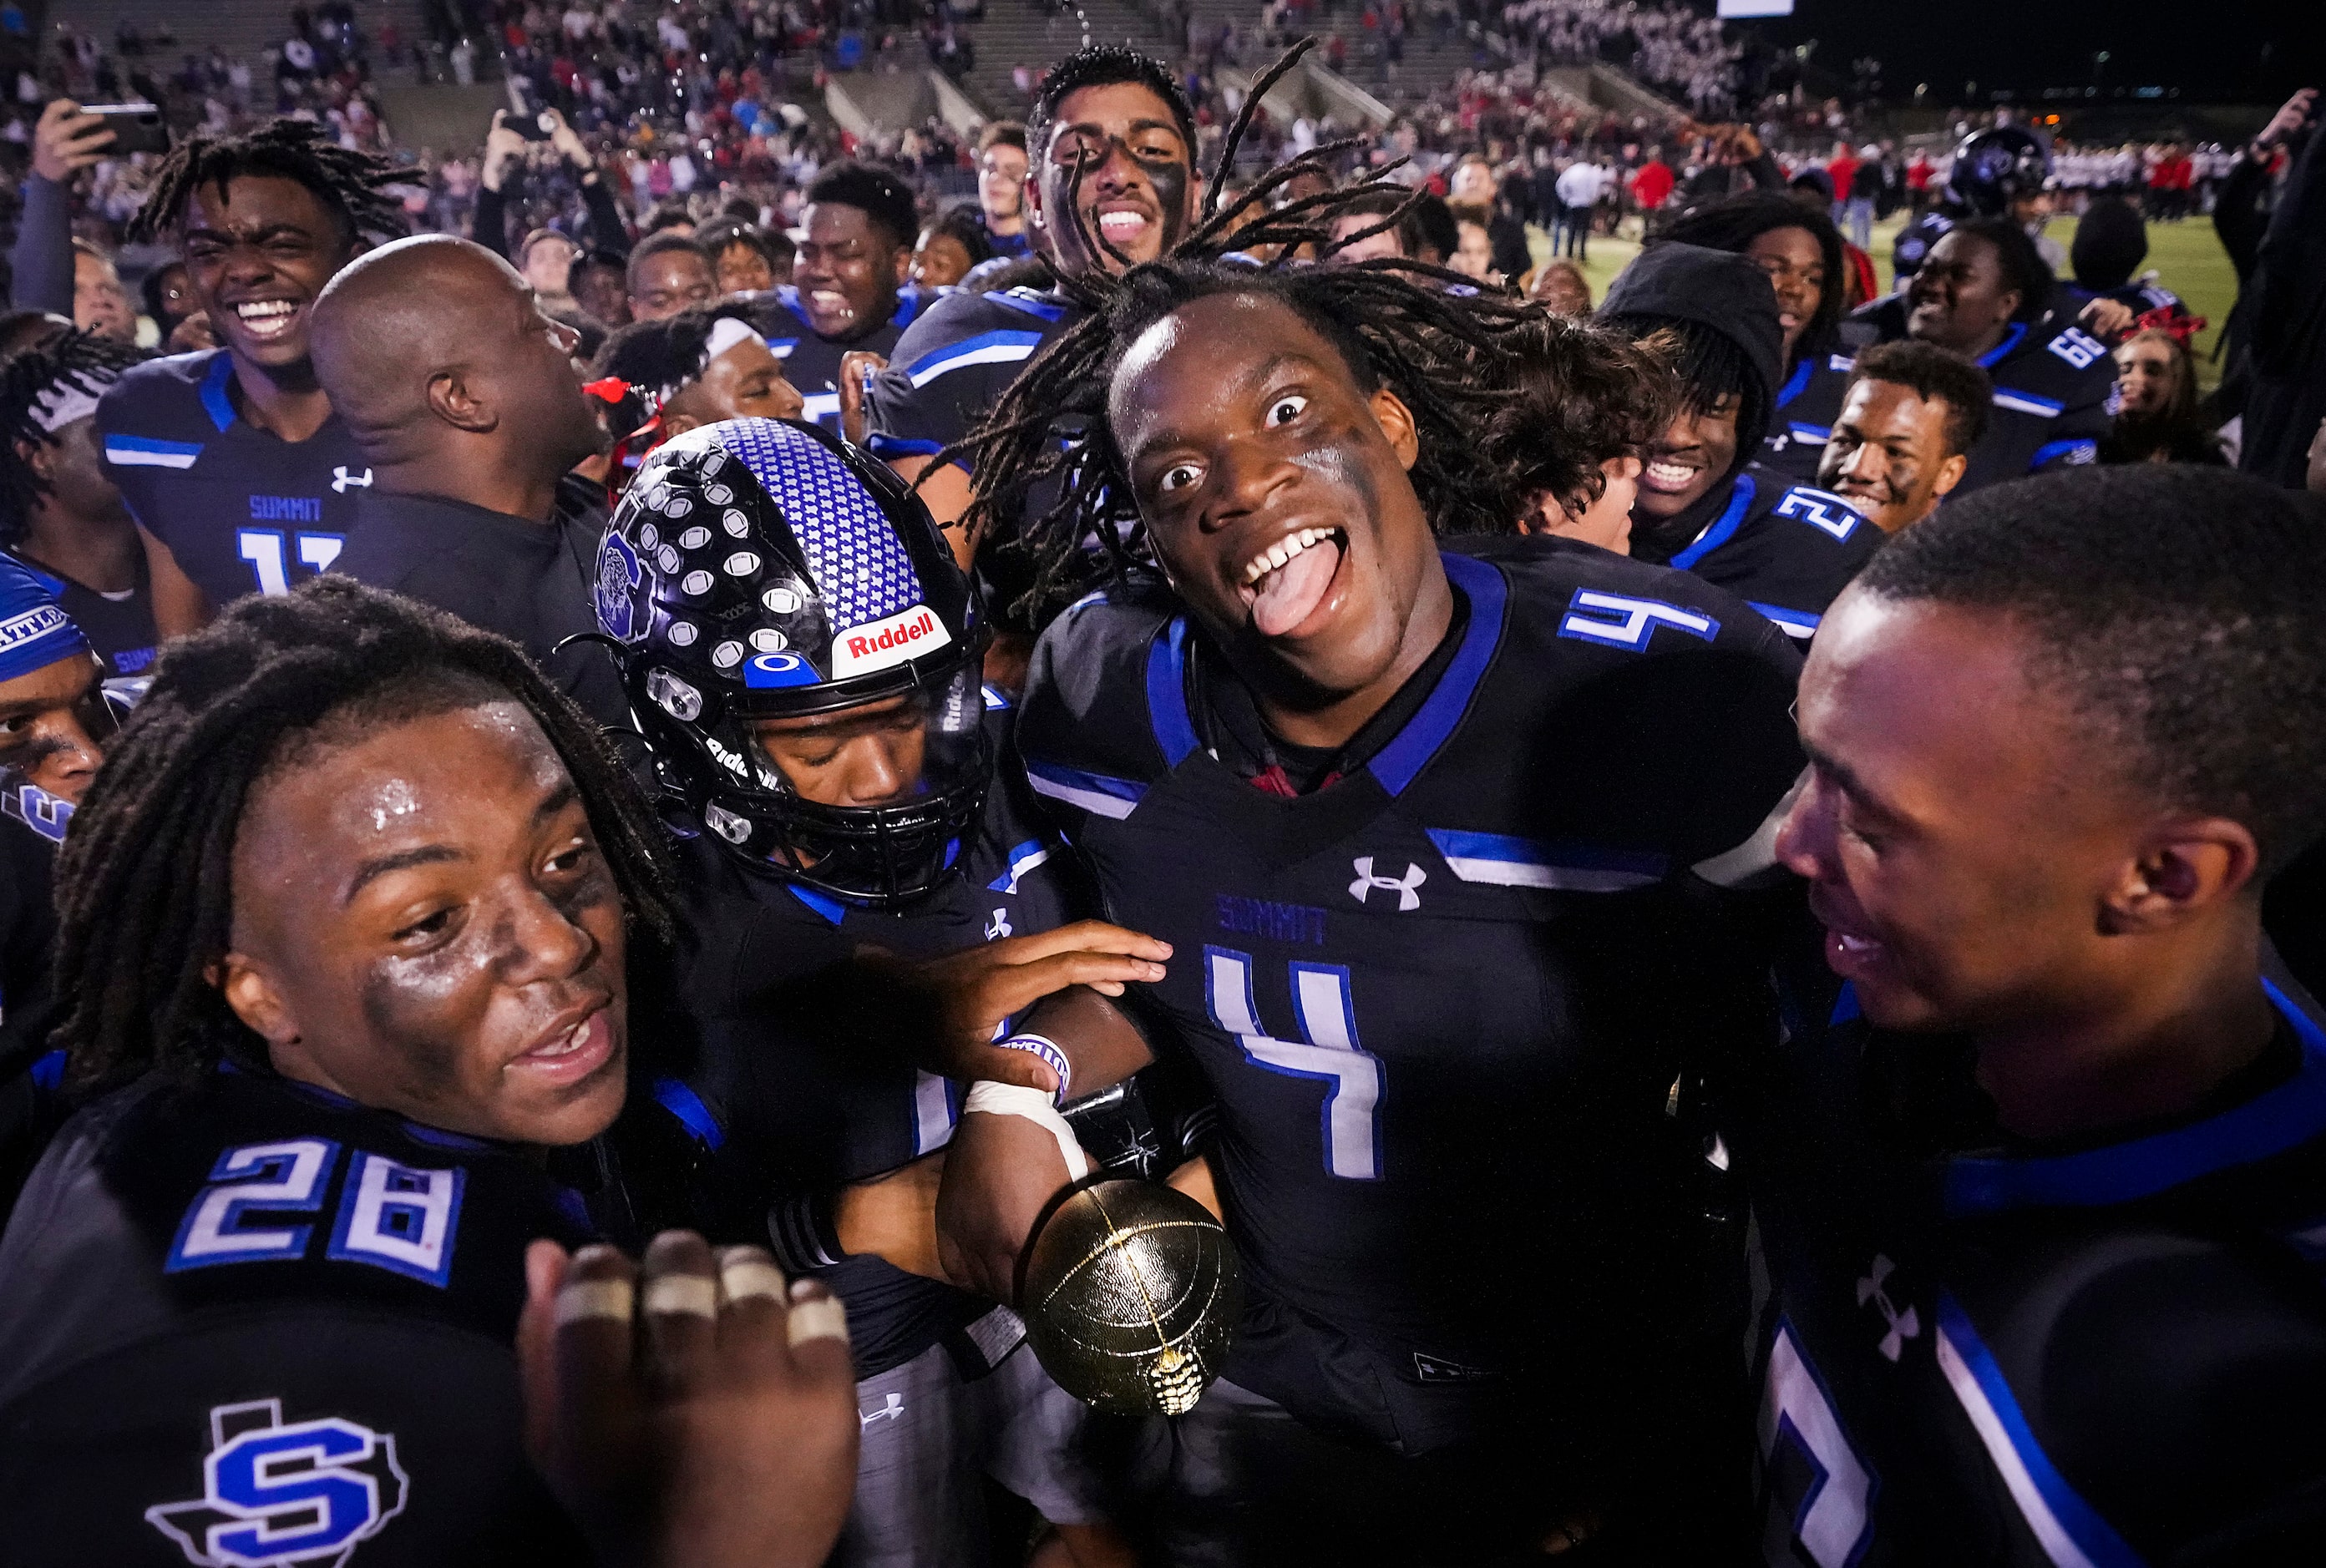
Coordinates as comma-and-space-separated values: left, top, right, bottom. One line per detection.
0, 579, 857, 1565
597, 417, 1159, 1566
929, 257, 1808, 1563
1740, 464, 2326, 1565
94, 121, 409, 635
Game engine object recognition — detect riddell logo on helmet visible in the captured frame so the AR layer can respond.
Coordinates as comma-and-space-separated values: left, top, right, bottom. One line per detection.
831, 604, 952, 677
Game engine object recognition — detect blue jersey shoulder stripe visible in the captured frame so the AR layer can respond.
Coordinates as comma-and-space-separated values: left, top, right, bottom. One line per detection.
1775, 357, 1814, 409
1788, 422, 1832, 443
1748, 602, 1822, 640
1945, 981, 2326, 1215
1425, 827, 1669, 892
867, 433, 945, 459
1994, 388, 2065, 417
1025, 759, 1147, 820
1935, 1295, 2144, 1568
104, 434, 205, 468
1976, 321, 2030, 369
903, 329, 1047, 387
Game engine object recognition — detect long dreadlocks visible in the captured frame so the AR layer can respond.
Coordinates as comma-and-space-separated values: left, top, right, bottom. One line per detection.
0, 329, 145, 546
941, 41, 1553, 614
52, 578, 677, 1096
125, 119, 411, 246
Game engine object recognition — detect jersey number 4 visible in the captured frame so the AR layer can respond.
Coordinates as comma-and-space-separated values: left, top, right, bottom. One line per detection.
238, 528, 345, 595
1206, 948, 1383, 1180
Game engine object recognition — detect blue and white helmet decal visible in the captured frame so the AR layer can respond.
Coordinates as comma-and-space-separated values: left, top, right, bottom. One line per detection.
595, 529, 644, 643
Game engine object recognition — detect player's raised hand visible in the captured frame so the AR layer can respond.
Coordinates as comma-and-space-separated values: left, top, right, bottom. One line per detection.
518, 1232, 859, 1568
2254, 88, 2318, 152
31, 100, 114, 184
903, 920, 1171, 1090
837, 350, 886, 446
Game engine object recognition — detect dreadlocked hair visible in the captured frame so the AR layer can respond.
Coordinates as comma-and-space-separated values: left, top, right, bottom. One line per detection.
0, 329, 146, 545
126, 118, 411, 246
940, 39, 1551, 613
52, 577, 678, 1098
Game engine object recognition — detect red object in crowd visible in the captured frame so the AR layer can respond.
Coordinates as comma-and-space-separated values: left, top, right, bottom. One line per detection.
1629, 159, 1675, 211
1907, 155, 1932, 191
1827, 150, 1860, 200
1841, 241, 1878, 311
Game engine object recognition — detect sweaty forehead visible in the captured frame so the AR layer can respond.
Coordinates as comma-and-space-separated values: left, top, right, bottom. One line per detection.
1048, 83, 1186, 153
183, 174, 341, 238
1110, 293, 1355, 445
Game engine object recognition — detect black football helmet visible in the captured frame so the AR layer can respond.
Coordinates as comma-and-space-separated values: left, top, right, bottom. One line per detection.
595, 417, 990, 903
1946, 126, 2052, 216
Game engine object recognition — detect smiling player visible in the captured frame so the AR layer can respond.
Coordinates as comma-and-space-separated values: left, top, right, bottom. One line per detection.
927, 255, 1807, 1562
0, 579, 852, 1565
1741, 464, 2326, 1565
94, 122, 408, 634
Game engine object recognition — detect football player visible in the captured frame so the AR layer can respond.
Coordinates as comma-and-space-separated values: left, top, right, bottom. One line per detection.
1653, 192, 1856, 485
0, 579, 849, 1564
1816, 341, 1990, 534
1890, 125, 2050, 291
864, 44, 1203, 571
597, 417, 1155, 1566
1846, 216, 2116, 493
94, 121, 407, 633
926, 255, 1808, 1561
0, 556, 112, 1213
0, 329, 157, 678
741, 162, 928, 435
1744, 463, 2326, 1563
1602, 240, 1885, 644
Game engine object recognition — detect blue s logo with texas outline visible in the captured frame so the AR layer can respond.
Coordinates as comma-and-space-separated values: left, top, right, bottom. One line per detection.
595, 533, 643, 642
146, 1398, 408, 1567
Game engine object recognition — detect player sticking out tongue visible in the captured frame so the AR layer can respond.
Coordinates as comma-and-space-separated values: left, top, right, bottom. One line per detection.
947, 44, 1542, 724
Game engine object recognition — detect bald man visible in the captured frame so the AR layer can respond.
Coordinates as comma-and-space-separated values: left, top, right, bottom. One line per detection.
314, 235, 623, 724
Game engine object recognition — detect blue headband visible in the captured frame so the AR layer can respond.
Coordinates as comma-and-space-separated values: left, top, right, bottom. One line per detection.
0, 554, 93, 684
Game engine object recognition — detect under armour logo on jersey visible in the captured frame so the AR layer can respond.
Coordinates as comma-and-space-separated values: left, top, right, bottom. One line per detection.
1856, 1253, 1920, 1362
146, 1399, 408, 1567
331, 465, 373, 493
1558, 589, 1720, 650
986, 908, 1013, 940
1349, 857, 1425, 910
860, 1393, 905, 1429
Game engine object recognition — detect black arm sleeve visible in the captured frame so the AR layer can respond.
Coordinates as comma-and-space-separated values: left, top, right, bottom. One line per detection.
1740, 149, 1785, 192
580, 175, 631, 258
2249, 129, 2326, 373
2214, 152, 2274, 283
471, 181, 511, 260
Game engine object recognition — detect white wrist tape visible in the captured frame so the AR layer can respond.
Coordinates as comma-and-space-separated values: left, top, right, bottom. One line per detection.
787, 1295, 850, 1347
964, 1080, 1091, 1181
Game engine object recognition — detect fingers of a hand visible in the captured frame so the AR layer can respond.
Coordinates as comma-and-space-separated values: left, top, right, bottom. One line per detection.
961, 1041, 1058, 1094
551, 1244, 641, 1467
783, 1277, 854, 1383
712, 1244, 797, 1377
640, 1230, 720, 1399
516, 1239, 573, 1463
1002, 951, 1168, 1009
990, 919, 1172, 966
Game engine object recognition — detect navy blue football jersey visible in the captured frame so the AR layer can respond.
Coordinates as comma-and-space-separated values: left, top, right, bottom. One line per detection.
742, 284, 927, 434
1760, 346, 1860, 485
1016, 536, 1805, 1455
670, 693, 1088, 1377
862, 286, 1080, 473
94, 351, 372, 609
1736, 983, 2326, 1566
1644, 462, 1884, 645
0, 1066, 601, 1566
0, 781, 69, 1220
0, 549, 156, 677
1846, 298, 2115, 495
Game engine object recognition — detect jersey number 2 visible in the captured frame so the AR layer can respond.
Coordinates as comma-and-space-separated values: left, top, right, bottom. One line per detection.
238, 528, 345, 594
1206, 947, 1382, 1180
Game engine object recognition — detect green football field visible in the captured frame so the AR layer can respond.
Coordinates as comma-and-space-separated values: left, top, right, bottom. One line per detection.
1532, 208, 2238, 383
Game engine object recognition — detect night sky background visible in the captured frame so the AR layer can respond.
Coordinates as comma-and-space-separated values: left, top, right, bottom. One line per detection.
1726, 0, 2308, 103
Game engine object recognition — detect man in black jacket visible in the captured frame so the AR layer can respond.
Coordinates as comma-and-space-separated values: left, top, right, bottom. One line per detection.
311, 235, 624, 727
2221, 89, 2324, 488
